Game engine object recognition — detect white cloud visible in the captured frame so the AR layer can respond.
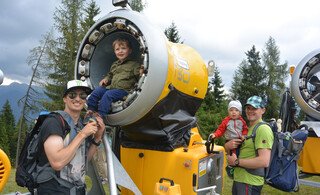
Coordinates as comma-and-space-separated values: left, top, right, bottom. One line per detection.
2, 77, 22, 86
141, 0, 320, 88
2, 0, 320, 90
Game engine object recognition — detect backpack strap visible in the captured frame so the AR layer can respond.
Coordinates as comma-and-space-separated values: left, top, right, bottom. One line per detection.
52, 111, 87, 185
277, 133, 287, 157
37, 166, 78, 193
43, 112, 68, 136
54, 110, 78, 140
245, 122, 267, 177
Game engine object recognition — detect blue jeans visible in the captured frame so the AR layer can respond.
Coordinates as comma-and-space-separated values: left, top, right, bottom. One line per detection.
87, 87, 128, 117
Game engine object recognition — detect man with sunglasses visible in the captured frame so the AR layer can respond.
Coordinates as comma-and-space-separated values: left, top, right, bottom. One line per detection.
225, 96, 274, 195
37, 80, 105, 195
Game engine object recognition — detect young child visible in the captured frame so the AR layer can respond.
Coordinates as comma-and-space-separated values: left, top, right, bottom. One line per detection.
86, 38, 143, 122
211, 100, 248, 178
211, 100, 248, 155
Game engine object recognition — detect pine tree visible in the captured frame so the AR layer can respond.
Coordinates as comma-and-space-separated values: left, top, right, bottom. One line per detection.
15, 33, 52, 166
196, 101, 228, 145
42, 0, 100, 110
262, 37, 288, 119
15, 116, 29, 162
42, 0, 84, 110
130, 0, 147, 12
197, 66, 227, 143
164, 22, 183, 43
203, 78, 214, 111
231, 45, 267, 105
0, 100, 15, 163
231, 67, 243, 100
80, 0, 101, 38
211, 66, 226, 106
0, 117, 9, 156
203, 66, 226, 109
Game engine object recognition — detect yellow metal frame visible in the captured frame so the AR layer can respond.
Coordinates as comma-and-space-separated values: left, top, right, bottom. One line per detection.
121, 127, 225, 195
298, 137, 320, 174
0, 148, 11, 192
158, 41, 208, 102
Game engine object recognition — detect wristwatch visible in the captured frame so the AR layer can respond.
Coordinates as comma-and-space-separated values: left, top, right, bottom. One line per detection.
234, 158, 240, 167
91, 139, 102, 146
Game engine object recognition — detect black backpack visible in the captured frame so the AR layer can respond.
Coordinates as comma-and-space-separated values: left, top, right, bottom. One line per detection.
249, 122, 309, 192
15, 111, 68, 192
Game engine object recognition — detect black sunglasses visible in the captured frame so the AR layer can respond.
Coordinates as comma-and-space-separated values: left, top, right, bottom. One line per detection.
67, 91, 88, 100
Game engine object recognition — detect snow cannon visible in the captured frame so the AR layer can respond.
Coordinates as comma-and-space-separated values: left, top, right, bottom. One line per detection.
76, 4, 225, 195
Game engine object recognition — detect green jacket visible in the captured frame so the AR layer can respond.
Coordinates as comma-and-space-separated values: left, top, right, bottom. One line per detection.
104, 59, 140, 92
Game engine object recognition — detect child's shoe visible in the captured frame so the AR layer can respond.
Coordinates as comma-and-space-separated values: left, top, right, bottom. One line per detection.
225, 165, 234, 179
102, 115, 108, 125
83, 110, 97, 124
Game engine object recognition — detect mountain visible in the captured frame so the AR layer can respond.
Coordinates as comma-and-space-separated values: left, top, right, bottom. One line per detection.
0, 82, 45, 122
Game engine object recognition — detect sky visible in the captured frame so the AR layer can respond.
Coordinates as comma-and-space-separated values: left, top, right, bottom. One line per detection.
1, 0, 320, 90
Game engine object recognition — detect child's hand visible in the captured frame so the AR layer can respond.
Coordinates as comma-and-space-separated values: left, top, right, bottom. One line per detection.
139, 65, 144, 76
99, 79, 108, 86
240, 135, 246, 141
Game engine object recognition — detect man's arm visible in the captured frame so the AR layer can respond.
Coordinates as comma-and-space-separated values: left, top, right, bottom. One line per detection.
103, 63, 115, 85
227, 148, 271, 168
224, 138, 243, 155
44, 122, 99, 171
87, 115, 105, 160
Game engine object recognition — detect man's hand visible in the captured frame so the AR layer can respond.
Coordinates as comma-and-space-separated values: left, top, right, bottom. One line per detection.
94, 115, 105, 141
227, 152, 238, 166
81, 121, 98, 137
87, 115, 106, 160
224, 139, 242, 155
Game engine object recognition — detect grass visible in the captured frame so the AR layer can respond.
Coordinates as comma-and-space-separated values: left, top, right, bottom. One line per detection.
2, 169, 320, 194
0, 168, 110, 195
1, 168, 28, 194
223, 173, 320, 195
